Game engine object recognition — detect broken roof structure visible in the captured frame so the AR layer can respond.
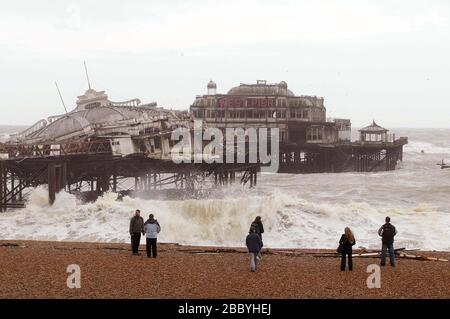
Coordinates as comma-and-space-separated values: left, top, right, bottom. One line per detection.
9, 88, 190, 144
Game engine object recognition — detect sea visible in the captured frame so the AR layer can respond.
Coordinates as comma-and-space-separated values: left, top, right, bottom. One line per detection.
1, 127, 449, 251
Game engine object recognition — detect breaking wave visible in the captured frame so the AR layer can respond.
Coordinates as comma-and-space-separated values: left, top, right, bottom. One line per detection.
0, 186, 449, 251
1, 128, 449, 251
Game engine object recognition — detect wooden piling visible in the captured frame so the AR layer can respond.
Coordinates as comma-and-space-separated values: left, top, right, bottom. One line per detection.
18, 177, 23, 201
112, 175, 117, 192
48, 163, 56, 205
0, 161, 4, 212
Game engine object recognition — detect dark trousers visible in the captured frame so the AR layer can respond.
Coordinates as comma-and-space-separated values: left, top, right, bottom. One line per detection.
381, 243, 395, 266
131, 233, 141, 254
146, 238, 157, 258
341, 249, 353, 271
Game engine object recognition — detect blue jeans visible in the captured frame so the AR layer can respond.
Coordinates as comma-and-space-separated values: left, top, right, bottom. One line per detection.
249, 252, 258, 271
381, 243, 395, 266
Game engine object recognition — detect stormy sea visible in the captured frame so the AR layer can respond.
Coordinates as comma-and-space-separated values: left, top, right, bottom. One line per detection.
1, 127, 449, 251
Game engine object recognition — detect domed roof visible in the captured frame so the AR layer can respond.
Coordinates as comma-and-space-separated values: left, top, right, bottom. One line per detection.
32, 113, 91, 140
227, 81, 294, 96
279, 81, 288, 88
359, 121, 388, 133
83, 106, 139, 124
207, 80, 217, 89
31, 106, 144, 141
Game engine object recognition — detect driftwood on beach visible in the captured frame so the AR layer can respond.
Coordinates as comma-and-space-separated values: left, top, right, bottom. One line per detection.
1, 240, 450, 299
307, 247, 406, 258
397, 252, 449, 262
312, 247, 450, 262
2, 241, 448, 262
176, 246, 450, 262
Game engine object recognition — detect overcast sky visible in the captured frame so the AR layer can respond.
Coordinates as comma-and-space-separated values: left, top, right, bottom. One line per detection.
0, 0, 449, 127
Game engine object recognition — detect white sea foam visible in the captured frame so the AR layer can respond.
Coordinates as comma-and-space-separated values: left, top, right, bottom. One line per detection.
0, 185, 449, 251
0, 128, 449, 251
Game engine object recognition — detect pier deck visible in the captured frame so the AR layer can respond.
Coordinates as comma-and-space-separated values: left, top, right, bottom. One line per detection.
279, 138, 407, 173
0, 136, 407, 211
0, 140, 260, 212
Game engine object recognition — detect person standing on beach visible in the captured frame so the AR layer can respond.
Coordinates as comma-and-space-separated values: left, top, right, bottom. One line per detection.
144, 214, 161, 258
250, 216, 265, 260
250, 216, 265, 240
339, 227, 356, 271
246, 226, 263, 272
129, 209, 145, 256
378, 216, 398, 267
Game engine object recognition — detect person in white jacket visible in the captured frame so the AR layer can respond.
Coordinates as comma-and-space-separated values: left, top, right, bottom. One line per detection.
144, 214, 161, 258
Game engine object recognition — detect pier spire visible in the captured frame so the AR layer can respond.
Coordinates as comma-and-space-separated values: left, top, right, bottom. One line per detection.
54, 81, 68, 114
84, 61, 92, 90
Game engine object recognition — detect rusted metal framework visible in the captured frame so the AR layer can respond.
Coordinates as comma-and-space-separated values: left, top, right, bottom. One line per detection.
0, 134, 407, 211
0, 148, 261, 211
278, 140, 406, 173
0, 140, 111, 159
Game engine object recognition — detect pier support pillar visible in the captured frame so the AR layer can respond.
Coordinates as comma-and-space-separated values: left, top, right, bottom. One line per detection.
96, 175, 110, 193
11, 173, 15, 202
0, 161, 5, 212
18, 177, 23, 201
48, 163, 56, 205
112, 175, 117, 192
48, 162, 68, 205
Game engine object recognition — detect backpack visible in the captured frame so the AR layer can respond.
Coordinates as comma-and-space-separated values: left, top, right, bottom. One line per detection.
382, 224, 395, 244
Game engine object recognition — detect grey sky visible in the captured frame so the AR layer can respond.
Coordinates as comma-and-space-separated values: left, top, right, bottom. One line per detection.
0, 0, 449, 127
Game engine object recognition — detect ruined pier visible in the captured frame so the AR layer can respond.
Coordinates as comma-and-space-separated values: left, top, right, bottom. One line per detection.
278, 138, 407, 173
0, 80, 409, 211
0, 140, 260, 212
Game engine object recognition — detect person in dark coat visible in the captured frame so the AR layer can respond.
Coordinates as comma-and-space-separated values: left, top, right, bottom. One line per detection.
339, 227, 356, 271
246, 226, 263, 272
129, 209, 145, 255
378, 216, 398, 267
250, 216, 265, 240
250, 216, 265, 260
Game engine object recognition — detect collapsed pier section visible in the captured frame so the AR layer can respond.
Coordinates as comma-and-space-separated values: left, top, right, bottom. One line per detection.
0, 141, 260, 212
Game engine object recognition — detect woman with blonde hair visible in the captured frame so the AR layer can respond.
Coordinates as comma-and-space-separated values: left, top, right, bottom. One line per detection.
338, 227, 356, 271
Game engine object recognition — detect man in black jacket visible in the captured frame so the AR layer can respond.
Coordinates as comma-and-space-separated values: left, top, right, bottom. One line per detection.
246, 226, 263, 272
250, 216, 265, 240
129, 209, 145, 255
250, 216, 265, 261
378, 216, 398, 267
